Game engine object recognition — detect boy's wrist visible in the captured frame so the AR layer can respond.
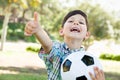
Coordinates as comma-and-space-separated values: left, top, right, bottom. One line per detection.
34, 26, 42, 35
34, 26, 44, 37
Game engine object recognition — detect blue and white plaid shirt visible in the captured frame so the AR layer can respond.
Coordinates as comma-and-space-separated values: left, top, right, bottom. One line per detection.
38, 41, 85, 80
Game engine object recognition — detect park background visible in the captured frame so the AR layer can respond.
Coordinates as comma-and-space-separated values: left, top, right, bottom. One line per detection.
0, 0, 120, 80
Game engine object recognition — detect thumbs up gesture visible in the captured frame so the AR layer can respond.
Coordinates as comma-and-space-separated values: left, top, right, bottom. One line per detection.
24, 12, 40, 36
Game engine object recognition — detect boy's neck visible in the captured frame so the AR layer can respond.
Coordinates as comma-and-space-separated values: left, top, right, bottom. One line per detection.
64, 38, 83, 50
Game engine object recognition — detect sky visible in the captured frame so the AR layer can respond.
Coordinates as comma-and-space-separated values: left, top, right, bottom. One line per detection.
90, 0, 120, 19
60, 0, 120, 12
91, 0, 120, 12
59, 0, 120, 18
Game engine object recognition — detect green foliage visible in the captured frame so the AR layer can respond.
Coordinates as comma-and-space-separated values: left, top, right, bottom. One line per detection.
0, 20, 3, 29
0, 0, 10, 7
100, 53, 120, 61
24, 35, 36, 42
0, 0, 119, 44
112, 20, 120, 42
112, 55, 120, 61
26, 46, 40, 53
7, 22, 25, 40
0, 21, 36, 42
100, 53, 114, 60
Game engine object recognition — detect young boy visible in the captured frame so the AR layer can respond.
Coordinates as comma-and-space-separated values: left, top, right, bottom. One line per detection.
24, 10, 105, 80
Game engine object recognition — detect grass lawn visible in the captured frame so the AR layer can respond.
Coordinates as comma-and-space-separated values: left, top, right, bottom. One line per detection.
101, 60, 120, 80
0, 42, 120, 80
0, 74, 47, 80
0, 60, 120, 80
0, 66, 48, 80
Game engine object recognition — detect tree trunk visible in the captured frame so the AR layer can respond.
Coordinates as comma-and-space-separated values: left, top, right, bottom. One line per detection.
0, 6, 11, 51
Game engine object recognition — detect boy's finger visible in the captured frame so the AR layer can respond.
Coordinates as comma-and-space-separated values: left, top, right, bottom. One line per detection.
34, 12, 38, 22
24, 32, 32, 36
89, 72, 96, 80
100, 70, 105, 77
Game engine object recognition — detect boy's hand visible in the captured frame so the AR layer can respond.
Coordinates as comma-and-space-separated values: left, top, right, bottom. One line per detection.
89, 67, 105, 80
24, 12, 52, 53
24, 12, 40, 36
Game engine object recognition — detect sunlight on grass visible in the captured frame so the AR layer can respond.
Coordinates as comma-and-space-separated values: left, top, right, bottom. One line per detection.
0, 51, 15, 55
100, 60, 120, 80
0, 41, 120, 80
101, 60, 120, 74
0, 70, 19, 74
0, 66, 47, 80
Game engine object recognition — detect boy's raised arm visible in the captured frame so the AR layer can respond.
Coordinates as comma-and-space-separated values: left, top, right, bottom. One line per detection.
24, 12, 53, 53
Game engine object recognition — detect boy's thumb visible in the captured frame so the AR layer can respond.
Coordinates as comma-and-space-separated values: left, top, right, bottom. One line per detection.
34, 12, 38, 22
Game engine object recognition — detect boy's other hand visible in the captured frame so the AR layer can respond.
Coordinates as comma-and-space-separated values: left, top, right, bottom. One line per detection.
24, 12, 40, 36
89, 67, 105, 80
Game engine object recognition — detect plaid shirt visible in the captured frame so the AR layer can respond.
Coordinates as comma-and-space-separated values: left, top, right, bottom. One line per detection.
38, 41, 85, 80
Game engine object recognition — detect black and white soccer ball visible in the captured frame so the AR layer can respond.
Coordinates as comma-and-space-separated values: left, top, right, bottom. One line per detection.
61, 51, 102, 80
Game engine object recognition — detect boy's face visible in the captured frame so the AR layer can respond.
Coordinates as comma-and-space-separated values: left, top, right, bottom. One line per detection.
60, 14, 89, 40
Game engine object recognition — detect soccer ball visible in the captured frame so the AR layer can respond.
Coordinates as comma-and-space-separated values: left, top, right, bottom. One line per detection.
61, 51, 102, 80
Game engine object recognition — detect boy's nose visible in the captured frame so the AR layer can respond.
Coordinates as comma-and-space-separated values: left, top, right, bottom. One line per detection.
74, 22, 79, 25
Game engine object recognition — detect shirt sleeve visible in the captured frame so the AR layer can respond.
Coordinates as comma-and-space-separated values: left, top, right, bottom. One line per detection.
38, 41, 61, 64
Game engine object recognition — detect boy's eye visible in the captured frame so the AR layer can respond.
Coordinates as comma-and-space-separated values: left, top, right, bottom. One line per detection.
68, 20, 73, 23
79, 22, 84, 24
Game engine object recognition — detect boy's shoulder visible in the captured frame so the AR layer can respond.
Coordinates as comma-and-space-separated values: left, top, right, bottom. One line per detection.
52, 41, 64, 49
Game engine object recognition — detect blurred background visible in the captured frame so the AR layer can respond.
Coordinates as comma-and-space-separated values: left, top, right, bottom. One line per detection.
0, 0, 120, 80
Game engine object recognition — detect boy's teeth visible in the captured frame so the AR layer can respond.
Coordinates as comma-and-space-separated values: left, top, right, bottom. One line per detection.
71, 28, 80, 32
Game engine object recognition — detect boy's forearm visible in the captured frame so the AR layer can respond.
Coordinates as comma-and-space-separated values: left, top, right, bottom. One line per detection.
34, 29, 53, 53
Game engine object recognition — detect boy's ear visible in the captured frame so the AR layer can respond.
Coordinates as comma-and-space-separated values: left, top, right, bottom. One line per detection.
59, 28, 64, 37
84, 32, 90, 40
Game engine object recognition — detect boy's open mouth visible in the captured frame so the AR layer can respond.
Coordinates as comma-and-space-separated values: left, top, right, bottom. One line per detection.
70, 27, 80, 32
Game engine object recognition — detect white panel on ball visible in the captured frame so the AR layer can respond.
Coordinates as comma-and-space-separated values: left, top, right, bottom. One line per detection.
61, 51, 102, 80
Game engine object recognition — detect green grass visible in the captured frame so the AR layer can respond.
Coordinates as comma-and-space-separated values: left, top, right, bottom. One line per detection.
0, 66, 47, 80
0, 50, 120, 80
101, 60, 120, 80
0, 62, 120, 80
105, 72, 120, 80
0, 74, 47, 80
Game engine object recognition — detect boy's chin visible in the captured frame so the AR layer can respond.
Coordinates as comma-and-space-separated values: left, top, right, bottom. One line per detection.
67, 35, 84, 40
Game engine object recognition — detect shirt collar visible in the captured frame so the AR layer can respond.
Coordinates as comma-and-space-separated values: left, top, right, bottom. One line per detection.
62, 42, 85, 52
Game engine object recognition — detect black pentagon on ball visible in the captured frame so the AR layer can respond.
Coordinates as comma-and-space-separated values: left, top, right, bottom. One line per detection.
76, 75, 87, 80
63, 59, 72, 72
81, 55, 94, 66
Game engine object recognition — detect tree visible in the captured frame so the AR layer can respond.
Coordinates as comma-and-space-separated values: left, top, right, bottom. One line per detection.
0, 0, 62, 50
0, 0, 39, 51
112, 20, 120, 42
0, 0, 12, 51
